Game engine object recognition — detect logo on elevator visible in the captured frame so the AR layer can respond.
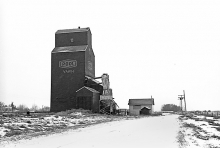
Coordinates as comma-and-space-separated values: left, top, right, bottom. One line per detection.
59, 59, 77, 68
88, 61, 93, 71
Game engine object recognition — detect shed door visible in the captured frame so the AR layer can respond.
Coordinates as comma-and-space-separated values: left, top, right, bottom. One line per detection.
77, 96, 92, 110
140, 107, 150, 115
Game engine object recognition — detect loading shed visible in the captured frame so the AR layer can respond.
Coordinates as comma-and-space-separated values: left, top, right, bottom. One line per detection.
128, 97, 155, 116
76, 86, 100, 113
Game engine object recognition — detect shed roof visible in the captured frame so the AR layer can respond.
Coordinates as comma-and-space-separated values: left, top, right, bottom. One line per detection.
76, 86, 100, 93
128, 98, 155, 105
56, 27, 90, 34
85, 75, 102, 85
52, 45, 88, 53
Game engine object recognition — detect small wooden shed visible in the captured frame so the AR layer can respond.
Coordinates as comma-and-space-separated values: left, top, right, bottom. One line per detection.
128, 98, 155, 116
76, 86, 100, 113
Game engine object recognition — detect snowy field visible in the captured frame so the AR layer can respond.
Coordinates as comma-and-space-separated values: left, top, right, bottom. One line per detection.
1, 113, 179, 148
178, 114, 220, 148
2, 112, 219, 148
0, 110, 133, 145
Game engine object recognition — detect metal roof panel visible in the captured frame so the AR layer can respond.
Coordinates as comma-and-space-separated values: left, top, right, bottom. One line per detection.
128, 99, 154, 105
52, 45, 88, 53
56, 28, 90, 34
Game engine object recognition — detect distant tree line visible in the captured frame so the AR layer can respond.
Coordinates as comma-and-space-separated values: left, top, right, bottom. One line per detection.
161, 104, 181, 112
0, 101, 50, 112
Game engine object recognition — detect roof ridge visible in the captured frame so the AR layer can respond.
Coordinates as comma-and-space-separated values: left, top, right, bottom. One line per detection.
129, 98, 153, 100
128, 98, 154, 105
52, 45, 88, 53
56, 28, 90, 34
76, 86, 100, 93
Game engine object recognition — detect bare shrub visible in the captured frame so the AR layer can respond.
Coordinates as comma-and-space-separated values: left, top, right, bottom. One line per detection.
212, 122, 220, 126
213, 116, 220, 119
17, 104, 29, 112
78, 121, 86, 124
5, 130, 22, 137
211, 135, 220, 140
215, 127, 220, 132
0, 120, 4, 124
177, 131, 188, 148
30, 104, 38, 111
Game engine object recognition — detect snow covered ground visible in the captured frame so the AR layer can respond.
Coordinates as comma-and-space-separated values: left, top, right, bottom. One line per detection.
178, 114, 220, 148
0, 110, 129, 144
1, 114, 180, 148
2, 111, 219, 148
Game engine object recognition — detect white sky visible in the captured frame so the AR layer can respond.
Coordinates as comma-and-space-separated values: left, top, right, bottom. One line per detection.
0, 0, 220, 111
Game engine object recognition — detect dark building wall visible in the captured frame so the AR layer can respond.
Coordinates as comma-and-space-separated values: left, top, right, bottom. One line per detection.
55, 31, 88, 47
76, 87, 100, 113
85, 29, 95, 78
51, 52, 85, 112
85, 47, 95, 78
87, 30, 92, 48
76, 97, 92, 110
92, 93, 100, 113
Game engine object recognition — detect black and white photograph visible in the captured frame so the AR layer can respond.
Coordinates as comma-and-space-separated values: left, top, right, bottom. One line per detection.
0, 0, 220, 147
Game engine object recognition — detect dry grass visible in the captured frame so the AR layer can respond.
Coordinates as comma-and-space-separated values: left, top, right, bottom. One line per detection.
211, 134, 220, 140
213, 116, 220, 119
55, 109, 92, 116
215, 126, 220, 132
0, 120, 4, 124
0, 109, 128, 144
4, 129, 23, 137
183, 123, 202, 130
177, 130, 188, 148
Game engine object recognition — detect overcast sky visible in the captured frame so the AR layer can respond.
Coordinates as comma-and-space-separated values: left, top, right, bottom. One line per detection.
1, 0, 220, 111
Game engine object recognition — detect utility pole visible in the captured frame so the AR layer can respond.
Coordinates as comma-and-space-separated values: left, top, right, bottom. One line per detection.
178, 95, 184, 113
178, 90, 187, 114
183, 90, 187, 112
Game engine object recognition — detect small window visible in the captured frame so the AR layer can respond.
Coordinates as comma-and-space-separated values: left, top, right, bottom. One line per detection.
133, 105, 141, 109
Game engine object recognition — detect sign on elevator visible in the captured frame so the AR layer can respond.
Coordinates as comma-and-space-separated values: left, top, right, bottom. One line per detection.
59, 59, 77, 68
